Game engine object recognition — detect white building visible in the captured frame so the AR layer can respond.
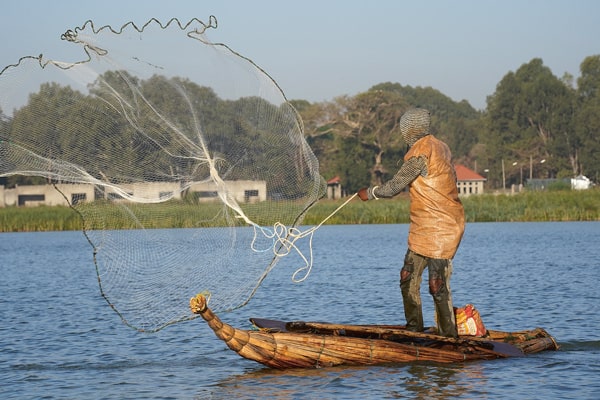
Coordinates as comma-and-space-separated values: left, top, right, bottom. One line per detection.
0, 180, 267, 207
454, 164, 486, 196
571, 175, 592, 190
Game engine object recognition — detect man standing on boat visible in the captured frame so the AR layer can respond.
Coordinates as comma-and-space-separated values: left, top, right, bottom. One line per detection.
358, 108, 465, 338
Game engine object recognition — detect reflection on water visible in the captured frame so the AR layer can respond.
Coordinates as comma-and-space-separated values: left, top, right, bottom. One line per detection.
558, 340, 600, 351
403, 363, 487, 399
203, 362, 489, 399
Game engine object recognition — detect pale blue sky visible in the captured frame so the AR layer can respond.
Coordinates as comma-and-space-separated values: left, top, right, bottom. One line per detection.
2, 0, 599, 110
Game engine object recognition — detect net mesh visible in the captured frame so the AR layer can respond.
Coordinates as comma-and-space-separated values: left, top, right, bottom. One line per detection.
0, 17, 325, 332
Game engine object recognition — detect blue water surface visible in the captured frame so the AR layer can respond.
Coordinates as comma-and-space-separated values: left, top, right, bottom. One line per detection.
1, 222, 599, 399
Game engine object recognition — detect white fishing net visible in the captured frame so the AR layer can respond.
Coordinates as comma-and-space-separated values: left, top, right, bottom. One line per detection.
0, 17, 325, 332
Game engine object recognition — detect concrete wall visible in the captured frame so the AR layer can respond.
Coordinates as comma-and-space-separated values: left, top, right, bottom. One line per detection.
457, 180, 485, 196
326, 183, 342, 200
188, 180, 267, 203
1, 183, 95, 207
102, 182, 183, 202
0, 180, 268, 207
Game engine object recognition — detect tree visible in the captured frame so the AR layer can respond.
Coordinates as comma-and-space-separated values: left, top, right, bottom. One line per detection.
9, 83, 87, 180
371, 82, 482, 166
0, 105, 9, 137
299, 83, 485, 192
332, 90, 408, 186
577, 55, 600, 99
6, 55, 600, 195
575, 55, 600, 181
485, 58, 577, 186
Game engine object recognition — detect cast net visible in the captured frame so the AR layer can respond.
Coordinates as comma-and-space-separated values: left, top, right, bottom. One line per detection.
0, 17, 325, 332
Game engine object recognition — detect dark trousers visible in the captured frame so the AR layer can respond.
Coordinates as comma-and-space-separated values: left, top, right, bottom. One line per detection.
400, 249, 458, 338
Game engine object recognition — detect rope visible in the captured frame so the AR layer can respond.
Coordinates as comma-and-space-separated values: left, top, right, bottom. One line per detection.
314, 193, 358, 228
249, 193, 358, 282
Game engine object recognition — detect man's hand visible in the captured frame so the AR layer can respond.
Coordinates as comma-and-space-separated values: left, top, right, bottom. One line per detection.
357, 187, 369, 201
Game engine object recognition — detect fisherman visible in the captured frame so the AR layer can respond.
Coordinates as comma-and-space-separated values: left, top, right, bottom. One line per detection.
357, 108, 464, 338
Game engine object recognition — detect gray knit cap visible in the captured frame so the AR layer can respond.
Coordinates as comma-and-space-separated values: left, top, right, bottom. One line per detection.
400, 108, 431, 146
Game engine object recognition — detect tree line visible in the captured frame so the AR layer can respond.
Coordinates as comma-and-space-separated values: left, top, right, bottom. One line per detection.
294, 55, 600, 192
0, 70, 314, 200
2, 55, 599, 193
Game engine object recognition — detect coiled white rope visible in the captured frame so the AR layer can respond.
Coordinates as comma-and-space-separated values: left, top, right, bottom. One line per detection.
245, 193, 358, 282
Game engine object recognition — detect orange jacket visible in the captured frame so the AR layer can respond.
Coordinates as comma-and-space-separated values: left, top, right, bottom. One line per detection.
405, 135, 465, 259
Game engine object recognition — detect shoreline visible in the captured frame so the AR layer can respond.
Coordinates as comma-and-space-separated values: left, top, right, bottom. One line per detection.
1, 190, 598, 233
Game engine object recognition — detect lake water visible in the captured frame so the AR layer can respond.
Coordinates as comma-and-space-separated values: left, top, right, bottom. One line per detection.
1, 222, 599, 399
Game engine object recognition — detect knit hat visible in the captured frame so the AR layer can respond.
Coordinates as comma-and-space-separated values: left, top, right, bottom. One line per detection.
400, 108, 431, 146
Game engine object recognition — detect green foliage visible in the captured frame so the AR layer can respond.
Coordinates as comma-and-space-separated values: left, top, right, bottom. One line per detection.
547, 180, 572, 191
458, 190, 600, 222
370, 82, 482, 165
0, 205, 82, 232
483, 57, 595, 186
3, 54, 600, 193
5, 71, 312, 201
334, 136, 373, 192
577, 55, 600, 99
575, 55, 600, 183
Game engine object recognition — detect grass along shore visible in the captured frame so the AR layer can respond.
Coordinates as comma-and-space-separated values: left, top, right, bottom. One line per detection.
0, 189, 598, 233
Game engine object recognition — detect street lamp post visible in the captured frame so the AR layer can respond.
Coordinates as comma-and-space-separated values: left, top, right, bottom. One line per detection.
483, 168, 489, 191
539, 159, 546, 179
530, 156, 533, 180
502, 159, 506, 191
520, 165, 523, 185
511, 161, 522, 185
529, 156, 547, 179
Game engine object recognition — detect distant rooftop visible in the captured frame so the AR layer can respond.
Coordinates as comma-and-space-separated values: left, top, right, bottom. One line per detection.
455, 164, 486, 181
327, 176, 341, 185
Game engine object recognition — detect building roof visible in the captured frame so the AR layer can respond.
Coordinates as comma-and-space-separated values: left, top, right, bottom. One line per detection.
327, 176, 341, 185
454, 164, 486, 181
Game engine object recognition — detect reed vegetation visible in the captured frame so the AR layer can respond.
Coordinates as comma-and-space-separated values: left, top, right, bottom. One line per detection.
0, 189, 598, 233
303, 189, 600, 225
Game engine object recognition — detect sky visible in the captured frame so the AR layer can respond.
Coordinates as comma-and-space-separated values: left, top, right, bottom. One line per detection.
1, 0, 599, 110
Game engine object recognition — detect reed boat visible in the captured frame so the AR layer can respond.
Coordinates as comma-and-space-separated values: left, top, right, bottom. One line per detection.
189, 294, 559, 369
